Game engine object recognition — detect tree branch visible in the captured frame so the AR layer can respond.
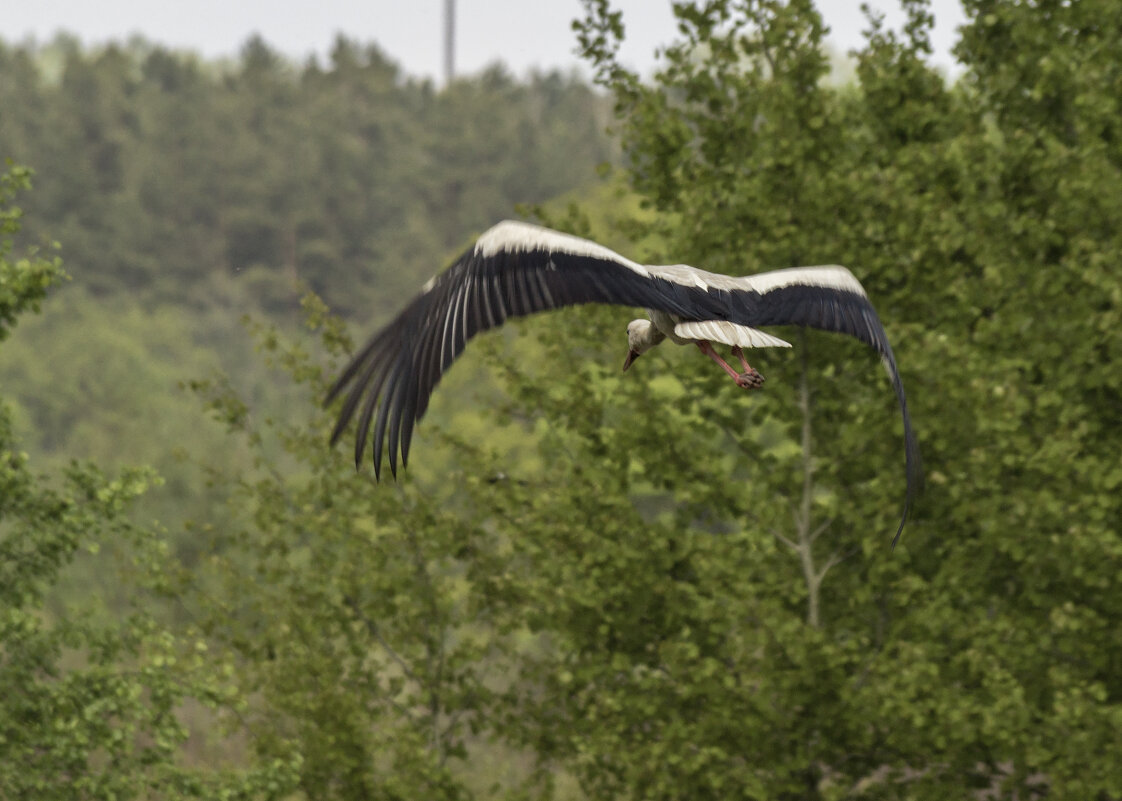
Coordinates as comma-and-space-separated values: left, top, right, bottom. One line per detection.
809, 516, 833, 544
404, 522, 446, 752
796, 332, 821, 629
815, 547, 857, 584
773, 530, 799, 551
345, 595, 422, 687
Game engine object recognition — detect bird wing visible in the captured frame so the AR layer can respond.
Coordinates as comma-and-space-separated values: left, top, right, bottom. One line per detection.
328, 220, 918, 545
327, 221, 701, 479
673, 320, 792, 349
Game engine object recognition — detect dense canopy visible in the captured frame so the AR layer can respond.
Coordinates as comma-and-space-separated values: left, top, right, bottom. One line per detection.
3, 0, 1121, 798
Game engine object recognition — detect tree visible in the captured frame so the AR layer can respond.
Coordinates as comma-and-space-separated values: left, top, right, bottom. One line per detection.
428, 0, 1120, 797
181, 296, 546, 801
7, 1, 1118, 795
182, 1, 1122, 794
0, 165, 60, 339
0, 164, 298, 800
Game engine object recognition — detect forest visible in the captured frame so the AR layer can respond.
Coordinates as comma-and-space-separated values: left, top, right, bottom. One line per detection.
2, 0, 1121, 798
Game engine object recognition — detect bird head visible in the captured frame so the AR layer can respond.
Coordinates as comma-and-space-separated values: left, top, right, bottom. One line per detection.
623, 318, 659, 371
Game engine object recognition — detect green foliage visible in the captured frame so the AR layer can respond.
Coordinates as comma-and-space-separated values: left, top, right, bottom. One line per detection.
4, 3, 1122, 798
0, 284, 286, 544
180, 299, 554, 800
0, 163, 63, 340
474, 0, 1119, 797
0, 35, 615, 551
0, 35, 614, 316
1, 448, 204, 801
0, 164, 298, 799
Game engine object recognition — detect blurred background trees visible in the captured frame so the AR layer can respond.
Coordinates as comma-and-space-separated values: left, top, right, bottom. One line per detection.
1, 0, 1120, 797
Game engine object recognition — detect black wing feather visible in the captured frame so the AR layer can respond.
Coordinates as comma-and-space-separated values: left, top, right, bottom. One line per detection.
325, 244, 674, 478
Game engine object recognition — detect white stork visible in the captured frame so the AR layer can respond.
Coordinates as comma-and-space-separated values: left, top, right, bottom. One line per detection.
328, 220, 920, 545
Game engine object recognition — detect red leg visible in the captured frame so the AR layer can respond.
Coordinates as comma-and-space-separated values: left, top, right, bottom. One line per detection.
696, 341, 741, 380
696, 341, 765, 389
732, 345, 752, 372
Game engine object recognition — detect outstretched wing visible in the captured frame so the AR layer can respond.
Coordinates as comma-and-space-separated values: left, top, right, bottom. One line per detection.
326, 221, 698, 478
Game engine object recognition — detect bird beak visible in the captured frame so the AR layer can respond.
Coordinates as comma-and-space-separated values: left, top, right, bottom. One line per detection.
623, 350, 640, 372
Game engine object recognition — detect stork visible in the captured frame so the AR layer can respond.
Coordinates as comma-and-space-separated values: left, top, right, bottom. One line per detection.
327, 220, 920, 545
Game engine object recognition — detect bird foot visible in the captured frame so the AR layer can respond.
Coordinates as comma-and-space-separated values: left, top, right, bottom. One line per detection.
735, 369, 765, 389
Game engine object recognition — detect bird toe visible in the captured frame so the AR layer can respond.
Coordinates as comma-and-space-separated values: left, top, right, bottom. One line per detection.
736, 369, 765, 389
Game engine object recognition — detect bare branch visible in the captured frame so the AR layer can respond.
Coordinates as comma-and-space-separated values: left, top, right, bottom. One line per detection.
772, 529, 799, 551
345, 595, 421, 686
817, 552, 843, 582
809, 517, 833, 544
815, 547, 857, 584
796, 333, 821, 629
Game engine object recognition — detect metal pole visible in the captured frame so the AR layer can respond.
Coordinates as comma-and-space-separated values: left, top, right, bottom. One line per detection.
443, 0, 455, 85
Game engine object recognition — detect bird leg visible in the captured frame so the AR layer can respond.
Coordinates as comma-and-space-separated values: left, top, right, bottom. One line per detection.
730, 346, 766, 388
696, 342, 765, 389
732, 346, 765, 389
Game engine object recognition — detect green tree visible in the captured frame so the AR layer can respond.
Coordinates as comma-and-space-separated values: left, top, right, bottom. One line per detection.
430, 0, 1120, 797
181, 297, 553, 800
0, 34, 613, 312
7, 1, 1118, 796
0, 35, 616, 521
0, 164, 61, 339
0, 164, 297, 800
184, 1, 1122, 794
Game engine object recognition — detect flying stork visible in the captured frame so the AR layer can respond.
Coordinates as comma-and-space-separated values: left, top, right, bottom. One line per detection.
327, 220, 920, 545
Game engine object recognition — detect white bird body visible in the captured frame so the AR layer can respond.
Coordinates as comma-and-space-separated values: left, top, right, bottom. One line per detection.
329, 220, 920, 545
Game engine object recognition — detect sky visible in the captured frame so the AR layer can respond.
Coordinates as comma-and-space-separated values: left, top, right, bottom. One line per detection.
5, 0, 967, 81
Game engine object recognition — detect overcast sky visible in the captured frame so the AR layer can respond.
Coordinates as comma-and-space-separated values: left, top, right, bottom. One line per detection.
5, 0, 967, 81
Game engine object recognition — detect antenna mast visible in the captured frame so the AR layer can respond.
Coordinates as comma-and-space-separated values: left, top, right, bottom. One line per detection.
443, 0, 455, 85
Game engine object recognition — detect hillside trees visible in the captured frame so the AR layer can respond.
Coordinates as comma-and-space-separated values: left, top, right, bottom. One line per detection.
0, 165, 298, 799
0, 35, 614, 533
187, 1, 1122, 793
0, 35, 614, 315
3, 0, 1120, 797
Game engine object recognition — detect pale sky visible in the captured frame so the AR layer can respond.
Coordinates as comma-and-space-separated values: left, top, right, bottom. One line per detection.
5, 0, 967, 80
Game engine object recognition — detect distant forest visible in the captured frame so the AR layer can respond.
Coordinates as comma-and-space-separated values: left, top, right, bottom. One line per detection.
0, 34, 615, 528
0, 34, 615, 317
